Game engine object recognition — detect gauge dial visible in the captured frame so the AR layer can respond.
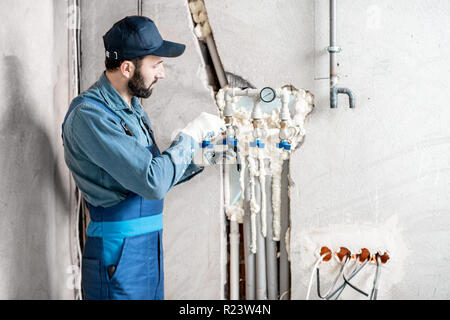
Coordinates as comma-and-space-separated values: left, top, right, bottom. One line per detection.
260, 87, 276, 103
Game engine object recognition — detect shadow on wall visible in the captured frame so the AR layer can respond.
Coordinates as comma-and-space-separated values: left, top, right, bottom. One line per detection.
0, 55, 70, 299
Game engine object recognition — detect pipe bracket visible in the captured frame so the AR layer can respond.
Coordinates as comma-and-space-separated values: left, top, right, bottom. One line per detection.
327, 46, 342, 53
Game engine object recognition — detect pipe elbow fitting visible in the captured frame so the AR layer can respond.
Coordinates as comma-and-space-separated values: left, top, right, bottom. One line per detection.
330, 87, 355, 108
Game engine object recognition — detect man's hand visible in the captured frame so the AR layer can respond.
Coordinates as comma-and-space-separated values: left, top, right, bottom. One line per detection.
180, 112, 225, 144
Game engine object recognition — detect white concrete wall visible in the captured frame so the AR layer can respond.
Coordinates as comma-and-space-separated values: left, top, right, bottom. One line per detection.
2, 0, 449, 300
206, 0, 450, 299
0, 0, 75, 299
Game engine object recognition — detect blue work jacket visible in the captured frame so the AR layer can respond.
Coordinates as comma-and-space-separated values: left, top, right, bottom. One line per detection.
62, 72, 204, 207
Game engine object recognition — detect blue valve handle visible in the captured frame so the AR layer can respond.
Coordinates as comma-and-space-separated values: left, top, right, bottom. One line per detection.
222, 137, 238, 147
250, 139, 266, 148
201, 140, 214, 148
277, 140, 291, 150
201, 130, 224, 149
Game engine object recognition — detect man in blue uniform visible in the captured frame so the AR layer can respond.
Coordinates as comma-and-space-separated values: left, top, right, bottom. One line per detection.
62, 16, 225, 300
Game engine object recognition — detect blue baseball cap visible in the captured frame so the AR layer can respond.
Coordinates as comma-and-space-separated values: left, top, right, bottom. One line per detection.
103, 16, 186, 60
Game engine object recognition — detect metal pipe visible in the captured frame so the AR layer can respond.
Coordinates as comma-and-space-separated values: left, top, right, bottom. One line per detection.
329, 0, 338, 90
279, 160, 290, 300
224, 111, 239, 300
221, 87, 298, 300
229, 219, 240, 300
331, 87, 355, 108
223, 145, 238, 299
264, 159, 279, 300
254, 159, 267, 300
206, 43, 238, 300
205, 35, 228, 88
189, 7, 248, 301
243, 157, 256, 300
329, 0, 355, 108
137, 0, 143, 16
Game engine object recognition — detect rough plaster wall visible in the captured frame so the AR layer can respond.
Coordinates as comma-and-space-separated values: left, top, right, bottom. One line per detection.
0, 0, 74, 299
142, 0, 225, 300
80, 0, 138, 91
207, 0, 450, 299
80, 0, 225, 299
205, 0, 315, 90
290, 0, 450, 300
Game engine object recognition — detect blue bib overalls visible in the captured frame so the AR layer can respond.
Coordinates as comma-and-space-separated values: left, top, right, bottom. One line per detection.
63, 98, 165, 300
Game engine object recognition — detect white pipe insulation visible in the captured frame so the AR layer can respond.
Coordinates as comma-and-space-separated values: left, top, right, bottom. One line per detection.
216, 86, 314, 299
217, 87, 314, 241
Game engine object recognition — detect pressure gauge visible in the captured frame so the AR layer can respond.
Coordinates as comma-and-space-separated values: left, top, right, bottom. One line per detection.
260, 87, 276, 103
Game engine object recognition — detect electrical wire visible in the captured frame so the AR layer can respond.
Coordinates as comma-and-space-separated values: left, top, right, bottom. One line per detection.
335, 259, 369, 300
74, 187, 82, 300
305, 253, 327, 300
332, 257, 358, 300
342, 257, 369, 297
316, 254, 348, 299
69, 0, 82, 300
327, 257, 370, 300
370, 254, 382, 300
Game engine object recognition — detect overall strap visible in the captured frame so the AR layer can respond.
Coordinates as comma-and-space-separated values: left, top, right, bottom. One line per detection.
141, 117, 161, 155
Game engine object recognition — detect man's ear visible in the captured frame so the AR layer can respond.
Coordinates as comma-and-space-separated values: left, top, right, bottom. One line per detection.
120, 60, 135, 79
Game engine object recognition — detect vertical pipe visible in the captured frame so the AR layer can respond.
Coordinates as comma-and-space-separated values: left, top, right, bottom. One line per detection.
205, 35, 228, 88
225, 150, 239, 300
264, 159, 279, 300
243, 156, 256, 300
329, 0, 355, 108
224, 157, 232, 299
204, 34, 233, 300
137, 0, 142, 16
279, 160, 291, 300
225, 116, 239, 299
254, 159, 267, 300
329, 0, 338, 90
230, 218, 240, 300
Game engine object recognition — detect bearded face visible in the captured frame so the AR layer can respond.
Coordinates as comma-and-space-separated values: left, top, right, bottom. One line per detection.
127, 65, 157, 99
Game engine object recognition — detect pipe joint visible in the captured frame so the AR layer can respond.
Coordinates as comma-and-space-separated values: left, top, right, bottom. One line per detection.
330, 86, 355, 108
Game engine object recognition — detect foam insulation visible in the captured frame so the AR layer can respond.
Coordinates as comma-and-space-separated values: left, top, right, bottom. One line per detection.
188, 0, 212, 39
216, 87, 314, 252
285, 227, 291, 260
